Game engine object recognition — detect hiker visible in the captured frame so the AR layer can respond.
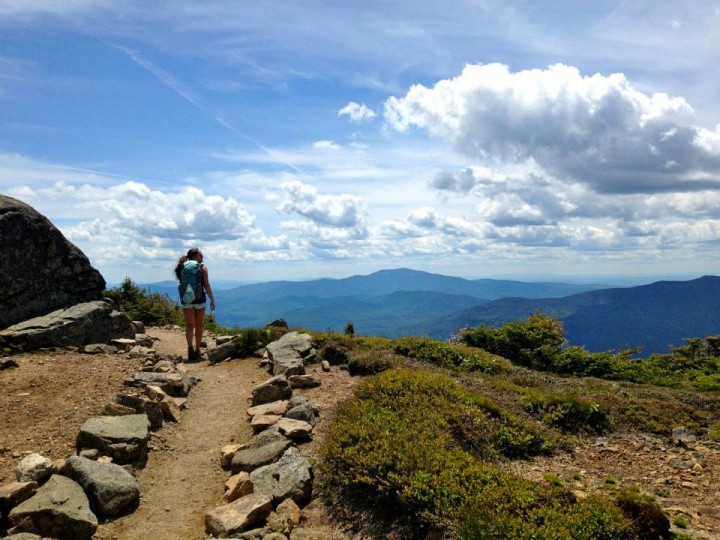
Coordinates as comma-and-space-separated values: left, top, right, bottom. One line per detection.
174, 247, 216, 361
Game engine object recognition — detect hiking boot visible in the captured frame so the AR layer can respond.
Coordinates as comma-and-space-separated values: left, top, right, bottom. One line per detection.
194, 348, 203, 361
187, 346, 196, 362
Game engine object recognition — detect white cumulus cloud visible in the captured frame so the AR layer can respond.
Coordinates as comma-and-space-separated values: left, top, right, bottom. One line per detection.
385, 63, 720, 194
277, 181, 366, 228
338, 101, 377, 123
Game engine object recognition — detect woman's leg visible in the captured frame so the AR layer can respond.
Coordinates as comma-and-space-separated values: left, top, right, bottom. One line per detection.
194, 307, 206, 352
182, 307, 195, 347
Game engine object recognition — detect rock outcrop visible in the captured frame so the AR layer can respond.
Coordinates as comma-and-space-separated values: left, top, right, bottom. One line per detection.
0, 195, 105, 330
0, 301, 134, 351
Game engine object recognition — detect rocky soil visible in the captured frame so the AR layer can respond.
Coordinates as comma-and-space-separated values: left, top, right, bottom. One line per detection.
1, 327, 719, 539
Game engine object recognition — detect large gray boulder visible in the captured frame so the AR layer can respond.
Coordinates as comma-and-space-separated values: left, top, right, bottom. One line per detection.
7, 475, 97, 540
250, 447, 313, 507
0, 195, 105, 330
266, 332, 314, 377
76, 415, 150, 468
62, 456, 139, 517
0, 301, 134, 352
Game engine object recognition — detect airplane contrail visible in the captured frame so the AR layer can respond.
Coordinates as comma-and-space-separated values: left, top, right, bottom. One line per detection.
113, 44, 310, 178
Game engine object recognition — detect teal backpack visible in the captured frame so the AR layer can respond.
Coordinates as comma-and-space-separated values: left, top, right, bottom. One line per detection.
179, 260, 204, 304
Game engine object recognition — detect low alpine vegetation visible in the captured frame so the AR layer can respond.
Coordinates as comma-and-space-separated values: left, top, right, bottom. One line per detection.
461, 312, 720, 390
320, 368, 664, 539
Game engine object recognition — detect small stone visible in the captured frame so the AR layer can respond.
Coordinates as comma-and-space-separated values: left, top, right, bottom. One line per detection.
222, 472, 254, 503
251, 415, 282, 433
221, 444, 249, 469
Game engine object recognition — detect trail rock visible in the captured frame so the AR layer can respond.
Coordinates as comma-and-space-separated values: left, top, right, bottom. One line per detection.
275, 418, 313, 441
78, 449, 100, 460
251, 415, 282, 433
221, 444, 249, 469
287, 395, 316, 412
253, 427, 288, 448
231, 440, 293, 474
7, 475, 97, 540
111, 338, 136, 351
130, 321, 145, 334
231, 527, 274, 539
266, 332, 314, 377
159, 396, 181, 422
133, 334, 154, 347
83, 343, 118, 355
62, 456, 139, 517
0, 195, 105, 331
284, 403, 317, 426
247, 400, 290, 418
1, 358, 19, 370
116, 393, 164, 430
287, 375, 320, 389
0, 482, 37, 514
222, 472, 254, 503
102, 402, 137, 417
15, 454, 55, 484
2, 533, 43, 539
0, 301, 133, 352
250, 447, 313, 507
267, 498, 301, 533
252, 377, 292, 406
124, 371, 196, 397
204, 493, 272, 537
207, 336, 248, 364
76, 415, 150, 468
144, 384, 169, 401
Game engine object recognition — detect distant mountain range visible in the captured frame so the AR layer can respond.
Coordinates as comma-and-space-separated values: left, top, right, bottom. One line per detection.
146, 269, 720, 356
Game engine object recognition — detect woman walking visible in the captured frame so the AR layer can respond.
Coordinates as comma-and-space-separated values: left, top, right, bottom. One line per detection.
174, 247, 216, 361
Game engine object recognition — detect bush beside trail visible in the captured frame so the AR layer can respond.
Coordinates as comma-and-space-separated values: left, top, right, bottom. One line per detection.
319, 368, 667, 539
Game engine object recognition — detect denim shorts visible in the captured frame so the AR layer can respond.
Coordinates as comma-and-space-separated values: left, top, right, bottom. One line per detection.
181, 302, 206, 310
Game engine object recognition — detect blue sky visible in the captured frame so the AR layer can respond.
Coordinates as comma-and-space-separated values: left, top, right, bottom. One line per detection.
2, 1, 720, 284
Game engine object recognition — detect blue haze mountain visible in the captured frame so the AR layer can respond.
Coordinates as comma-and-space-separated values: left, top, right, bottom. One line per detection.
414, 275, 720, 354
147, 268, 605, 336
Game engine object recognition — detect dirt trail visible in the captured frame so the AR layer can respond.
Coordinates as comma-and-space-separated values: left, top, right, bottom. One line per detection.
95, 328, 267, 540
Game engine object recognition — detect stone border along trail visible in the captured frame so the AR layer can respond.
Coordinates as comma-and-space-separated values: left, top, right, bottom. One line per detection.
94, 327, 262, 540
97, 328, 359, 540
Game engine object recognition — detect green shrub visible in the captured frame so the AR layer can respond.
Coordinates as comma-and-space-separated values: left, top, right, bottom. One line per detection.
105, 278, 183, 326
348, 350, 405, 375
461, 312, 565, 370
392, 337, 509, 374
616, 485, 671, 540
320, 368, 643, 538
523, 391, 610, 434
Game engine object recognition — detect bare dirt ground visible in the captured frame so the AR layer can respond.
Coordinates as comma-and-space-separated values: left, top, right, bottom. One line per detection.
1, 327, 360, 540
1, 327, 720, 539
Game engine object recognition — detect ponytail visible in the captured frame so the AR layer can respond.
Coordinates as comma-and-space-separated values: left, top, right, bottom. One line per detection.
174, 256, 188, 280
